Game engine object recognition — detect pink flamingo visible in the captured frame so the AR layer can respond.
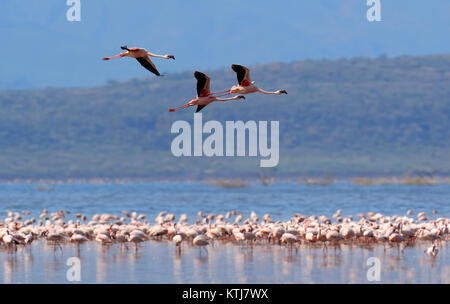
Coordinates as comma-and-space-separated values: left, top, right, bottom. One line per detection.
102, 46, 175, 76
228, 64, 288, 96
169, 71, 245, 112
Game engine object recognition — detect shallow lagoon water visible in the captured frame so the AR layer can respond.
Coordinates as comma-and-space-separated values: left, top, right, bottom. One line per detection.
0, 182, 449, 283
1, 240, 448, 283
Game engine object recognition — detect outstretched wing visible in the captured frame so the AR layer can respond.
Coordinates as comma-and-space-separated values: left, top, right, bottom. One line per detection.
196, 105, 207, 112
136, 56, 161, 76
231, 64, 251, 86
194, 71, 210, 97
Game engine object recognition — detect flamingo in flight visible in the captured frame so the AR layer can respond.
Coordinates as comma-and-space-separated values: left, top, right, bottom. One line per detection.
102, 46, 175, 76
169, 71, 245, 113
228, 64, 288, 96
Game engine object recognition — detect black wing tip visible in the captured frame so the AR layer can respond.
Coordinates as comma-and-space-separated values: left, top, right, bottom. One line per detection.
196, 105, 206, 113
231, 64, 245, 71
194, 71, 206, 77
135, 57, 161, 76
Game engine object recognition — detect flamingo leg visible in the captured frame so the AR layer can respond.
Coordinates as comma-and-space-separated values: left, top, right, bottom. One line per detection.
215, 96, 243, 101
209, 90, 231, 96
169, 103, 195, 112
102, 53, 127, 61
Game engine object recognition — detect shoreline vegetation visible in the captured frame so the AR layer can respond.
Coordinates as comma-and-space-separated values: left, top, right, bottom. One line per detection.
1, 176, 450, 187
208, 179, 249, 189
1, 54, 450, 179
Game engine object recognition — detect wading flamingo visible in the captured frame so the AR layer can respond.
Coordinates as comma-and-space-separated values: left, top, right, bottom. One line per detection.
228, 64, 288, 96
193, 234, 209, 256
102, 46, 175, 76
128, 233, 145, 252
2, 231, 20, 254
425, 244, 439, 257
173, 234, 183, 254
169, 71, 245, 112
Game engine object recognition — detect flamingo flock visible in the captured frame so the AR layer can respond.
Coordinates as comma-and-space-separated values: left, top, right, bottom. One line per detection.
169, 71, 245, 113
0, 209, 447, 257
102, 46, 287, 112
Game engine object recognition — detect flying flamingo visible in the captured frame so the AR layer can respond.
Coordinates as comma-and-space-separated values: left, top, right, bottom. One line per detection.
169, 71, 245, 112
102, 46, 175, 76
227, 64, 288, 96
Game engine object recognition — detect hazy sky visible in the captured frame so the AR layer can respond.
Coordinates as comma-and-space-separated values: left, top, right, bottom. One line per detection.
1, 0, 450, 89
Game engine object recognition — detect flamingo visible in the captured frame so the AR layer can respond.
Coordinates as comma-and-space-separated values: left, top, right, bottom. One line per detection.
102, 46, 175, 76
326, 230, 344, 250
389, 232, 405, 242
130, 229, 147, 240
71, 233, 88, 255
169, 71, 245, 112
271, 226, 285, 243
185, 228, 199, 239
305, 231, 317, 243
193, 235, 209, 256
95, 233, 113, 245
233, 231, 245, 245
173, 234, 183, 254
281, 233, 298, 245
46, 232, 66, 252
340, 226, 355, 240
128, 234, 145, 252
71, 234, 88, 243
113, 230, 129, 243
2, 231, 20, 253
149, 225, 168, 239
425, 244, 439, 257
227, 64, 287, 96
234, 214, 244, 225
24, 234, 34, 245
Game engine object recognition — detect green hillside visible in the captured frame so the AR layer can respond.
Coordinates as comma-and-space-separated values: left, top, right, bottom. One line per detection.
1, 54, 450, 179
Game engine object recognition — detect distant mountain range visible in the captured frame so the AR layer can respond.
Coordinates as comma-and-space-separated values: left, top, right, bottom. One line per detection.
0, 54, 450, 179
2, 0, 450, 89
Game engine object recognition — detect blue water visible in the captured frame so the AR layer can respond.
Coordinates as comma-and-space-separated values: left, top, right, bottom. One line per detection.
0, 182, 449, 220
0, 182, 449, 284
